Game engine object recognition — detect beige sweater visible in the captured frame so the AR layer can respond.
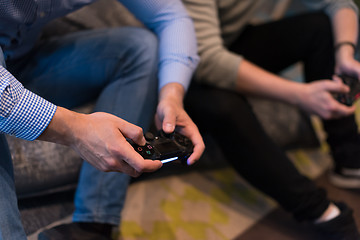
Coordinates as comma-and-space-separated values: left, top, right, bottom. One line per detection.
182, 0, 358, 89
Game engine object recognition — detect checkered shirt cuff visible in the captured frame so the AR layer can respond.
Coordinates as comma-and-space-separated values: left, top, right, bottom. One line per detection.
0, 89, 57, 140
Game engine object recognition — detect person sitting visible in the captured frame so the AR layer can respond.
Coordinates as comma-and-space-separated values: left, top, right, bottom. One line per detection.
0, 0, 205, 239
182, 0, 360, 239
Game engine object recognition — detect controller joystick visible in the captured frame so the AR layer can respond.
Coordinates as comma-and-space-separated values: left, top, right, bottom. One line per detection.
144, 132, 155, 141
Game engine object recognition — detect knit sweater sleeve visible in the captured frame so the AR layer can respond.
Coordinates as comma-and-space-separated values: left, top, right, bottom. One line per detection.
183, 0, 243, 89
300, 0, 358, 17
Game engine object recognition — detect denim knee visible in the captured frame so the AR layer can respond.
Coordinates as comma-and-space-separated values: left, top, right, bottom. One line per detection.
122, 27, 158, 53
108, 27, 158, 66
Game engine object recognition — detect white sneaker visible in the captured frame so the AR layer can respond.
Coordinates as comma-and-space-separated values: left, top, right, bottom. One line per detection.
329, 167, 360, 189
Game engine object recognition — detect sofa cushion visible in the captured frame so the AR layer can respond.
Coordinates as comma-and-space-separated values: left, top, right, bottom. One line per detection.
8, 135, 82, 199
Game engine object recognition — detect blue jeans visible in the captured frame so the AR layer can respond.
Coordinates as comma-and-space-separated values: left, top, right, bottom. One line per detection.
0, 135, 27, 240
1, 26, 158, 239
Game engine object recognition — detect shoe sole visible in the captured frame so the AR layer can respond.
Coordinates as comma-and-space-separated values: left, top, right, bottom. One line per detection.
329, 171, 360, 189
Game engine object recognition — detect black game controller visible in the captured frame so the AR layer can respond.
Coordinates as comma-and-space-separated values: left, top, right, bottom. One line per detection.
336, 74, 360, 106
128, 131, 193, 164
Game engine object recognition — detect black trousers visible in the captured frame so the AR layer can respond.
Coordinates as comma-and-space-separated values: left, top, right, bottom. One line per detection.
185, 12, 357, 221
230, 11, 359, 167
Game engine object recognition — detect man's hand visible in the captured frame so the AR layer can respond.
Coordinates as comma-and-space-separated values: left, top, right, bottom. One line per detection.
38, 107, 162, 177
154, 83, 205, 165
295, 78, 355, 119
335, 43, 360, 80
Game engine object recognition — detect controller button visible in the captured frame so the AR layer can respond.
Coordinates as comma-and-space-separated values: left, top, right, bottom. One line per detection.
145, 132, 155, 141
137, 147, 143, 152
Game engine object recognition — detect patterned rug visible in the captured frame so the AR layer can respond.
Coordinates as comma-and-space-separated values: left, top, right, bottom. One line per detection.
115, 147, 331, 240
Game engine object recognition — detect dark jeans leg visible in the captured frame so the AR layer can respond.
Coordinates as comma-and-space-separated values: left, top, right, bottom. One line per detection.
185, 84, 329, 221
8, 27, 159, 226
229, 12, 359, 168
0, 135, 27, 239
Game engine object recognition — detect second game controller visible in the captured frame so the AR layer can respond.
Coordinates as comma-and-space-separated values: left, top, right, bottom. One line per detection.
336, 74, 360, 106
128, 131, 193, 164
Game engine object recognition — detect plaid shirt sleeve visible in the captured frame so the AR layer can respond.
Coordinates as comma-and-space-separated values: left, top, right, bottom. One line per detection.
0, 66, 57, 141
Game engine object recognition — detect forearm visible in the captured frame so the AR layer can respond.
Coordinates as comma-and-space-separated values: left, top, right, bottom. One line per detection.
333, 8, 358, 44
332, 8, 358, 60
159, 82, 185, 106
235, 59, 304, 105
37, 106, 82, 146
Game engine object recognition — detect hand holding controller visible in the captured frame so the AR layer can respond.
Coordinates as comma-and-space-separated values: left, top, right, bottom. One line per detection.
128, 130, 193, 164
336, 74, 360, 106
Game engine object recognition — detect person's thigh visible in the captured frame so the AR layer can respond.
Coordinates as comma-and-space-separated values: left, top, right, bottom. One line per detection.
184, 84, 329, 221
6, 27, 160, 225
229, 11, 334, 79
8, 27, 159, 110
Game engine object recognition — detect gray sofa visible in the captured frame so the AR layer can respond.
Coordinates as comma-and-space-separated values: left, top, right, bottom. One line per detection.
11, 0, 320, 235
